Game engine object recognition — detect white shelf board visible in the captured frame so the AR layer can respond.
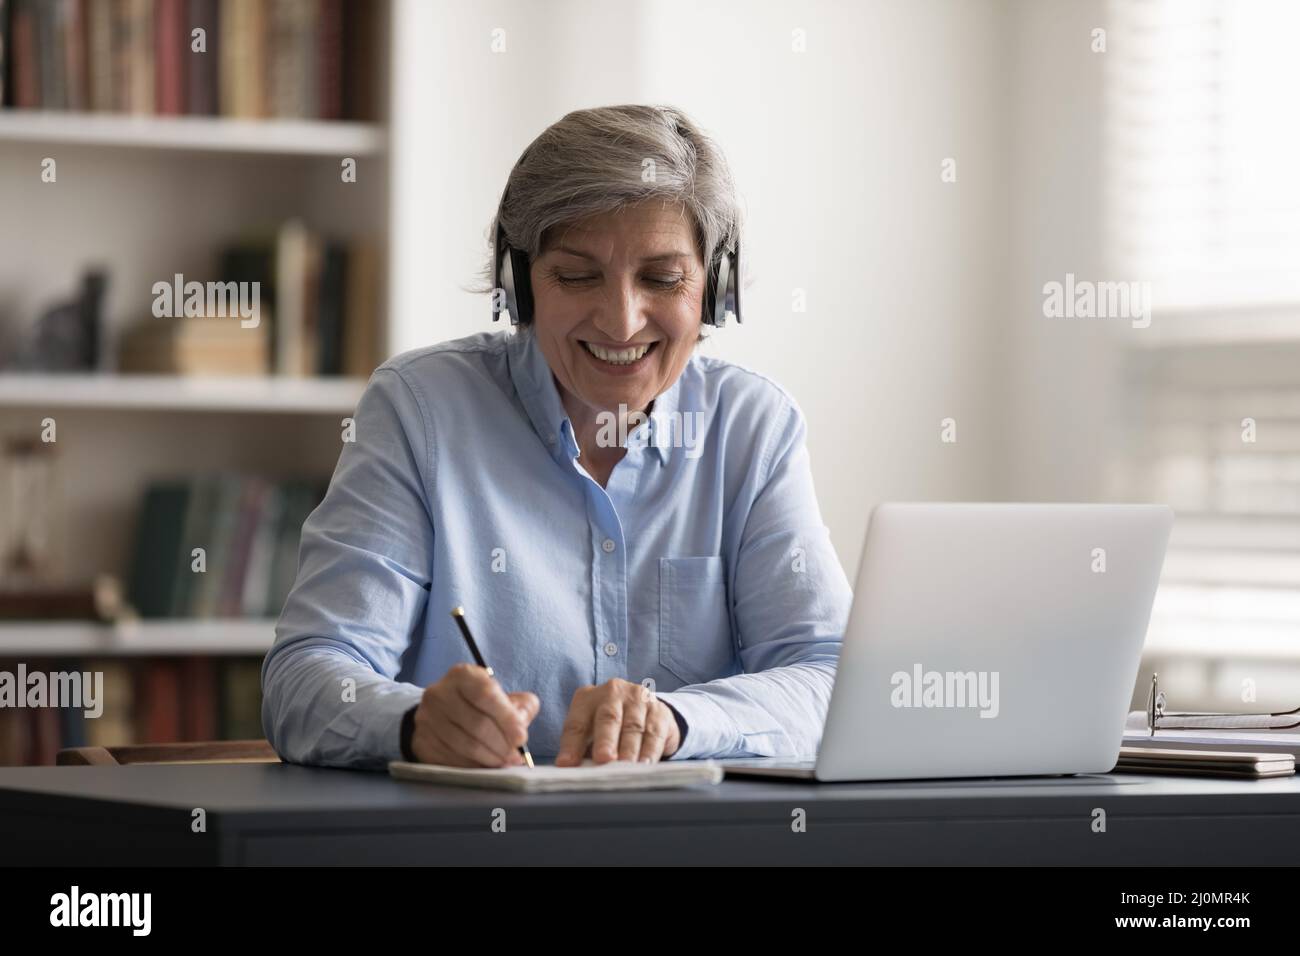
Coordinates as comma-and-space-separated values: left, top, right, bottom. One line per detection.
0, 110, 387, 156
0, 619, 275, 657
0, 373, 365, 414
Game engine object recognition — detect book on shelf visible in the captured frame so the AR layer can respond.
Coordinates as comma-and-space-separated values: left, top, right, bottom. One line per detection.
273, 217, 317, 377
123, 0, 155, 113
0, 1, 6, 107
267, 0, 315, 119
0, 585, 99, 620
86, 0, 112, 110
117, 313, 272, 375
115, 222, 381, 378
341, 238, 380, 379
219, 0, 262, 118
219, 221, 381, 378
155, 0, 186, 114
128, 473, 327, 620
2, 0, 374, 120
137, 657, 182, 743
185, 0, 219, 114
0, 656, 266, 765
219, 656, 264, 739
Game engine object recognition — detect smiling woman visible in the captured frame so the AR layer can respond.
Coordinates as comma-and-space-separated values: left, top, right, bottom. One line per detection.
260, 104, 852, 772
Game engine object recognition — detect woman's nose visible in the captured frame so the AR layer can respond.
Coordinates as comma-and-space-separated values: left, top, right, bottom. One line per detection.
593, 276, 648, 339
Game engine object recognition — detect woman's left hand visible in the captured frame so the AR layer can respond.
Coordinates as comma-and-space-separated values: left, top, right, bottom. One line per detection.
555, 678, 681, 766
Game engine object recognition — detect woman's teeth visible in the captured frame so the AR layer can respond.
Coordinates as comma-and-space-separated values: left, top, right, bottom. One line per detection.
584, 341, 653, 365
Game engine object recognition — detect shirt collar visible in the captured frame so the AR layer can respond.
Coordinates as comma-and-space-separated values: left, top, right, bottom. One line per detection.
506, 327, 685, 467
506, 326, 575, 462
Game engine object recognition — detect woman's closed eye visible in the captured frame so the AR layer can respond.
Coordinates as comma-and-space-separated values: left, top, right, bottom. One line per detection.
550, 271, 685, 290
644, 274, 685, 290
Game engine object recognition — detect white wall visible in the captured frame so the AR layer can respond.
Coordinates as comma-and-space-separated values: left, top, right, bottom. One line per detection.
388, 0, 1012, 577
387, 0, 646, 351
1001, 0, 1120, 503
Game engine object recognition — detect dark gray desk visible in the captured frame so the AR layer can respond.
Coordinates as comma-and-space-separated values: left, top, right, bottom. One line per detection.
1, 763, 1298, 865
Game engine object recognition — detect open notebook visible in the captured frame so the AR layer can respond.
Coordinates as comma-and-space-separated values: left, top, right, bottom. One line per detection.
389, 759, 724, 793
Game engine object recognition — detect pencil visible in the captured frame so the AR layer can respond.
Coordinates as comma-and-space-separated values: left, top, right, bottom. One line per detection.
450, 606, 535, 769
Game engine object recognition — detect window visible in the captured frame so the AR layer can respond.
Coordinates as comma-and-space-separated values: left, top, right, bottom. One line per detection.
1104, 0, 1300, 697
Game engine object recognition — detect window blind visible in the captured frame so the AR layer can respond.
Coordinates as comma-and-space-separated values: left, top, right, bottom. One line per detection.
1103, 0, 1300, 665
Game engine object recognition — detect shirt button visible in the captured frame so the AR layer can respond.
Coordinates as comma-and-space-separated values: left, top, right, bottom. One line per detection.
546, 434, 556, 445
601, 538, 616, 553
604, 642, 618, 657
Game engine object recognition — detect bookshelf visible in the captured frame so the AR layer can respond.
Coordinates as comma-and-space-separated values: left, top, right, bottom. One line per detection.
0, 372, 365, 413
0, 110, 387, 156
0, 619, 276, 657
0, 0, 396, 764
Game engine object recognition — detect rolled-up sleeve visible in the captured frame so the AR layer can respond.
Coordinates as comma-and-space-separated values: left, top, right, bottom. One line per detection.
260, 367, 435, 770
656, 398, 852, 760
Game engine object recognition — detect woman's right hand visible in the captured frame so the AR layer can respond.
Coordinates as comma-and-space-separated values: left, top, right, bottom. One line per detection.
409, 663, 540, 767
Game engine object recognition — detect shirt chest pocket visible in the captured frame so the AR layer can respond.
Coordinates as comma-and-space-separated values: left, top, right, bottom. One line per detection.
658, 556, 737, 686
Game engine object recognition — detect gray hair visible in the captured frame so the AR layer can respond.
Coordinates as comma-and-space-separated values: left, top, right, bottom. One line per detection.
476, 104, 742, 310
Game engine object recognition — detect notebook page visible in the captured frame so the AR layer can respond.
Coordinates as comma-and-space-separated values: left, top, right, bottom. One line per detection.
389, 759, 724, 793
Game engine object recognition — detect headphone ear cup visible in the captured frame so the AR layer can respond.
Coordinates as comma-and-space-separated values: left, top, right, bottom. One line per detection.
703, 255, 721, 326
510, 247, 534, 325
726, 240, 741, 325
492, 221, 513, 324
702, 242, 741, 327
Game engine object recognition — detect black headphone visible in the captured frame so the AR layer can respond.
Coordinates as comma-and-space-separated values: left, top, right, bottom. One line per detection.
491, 213, 742, 328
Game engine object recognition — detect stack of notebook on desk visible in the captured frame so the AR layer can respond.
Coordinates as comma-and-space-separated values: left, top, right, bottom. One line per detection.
1120, 711, 1299, 778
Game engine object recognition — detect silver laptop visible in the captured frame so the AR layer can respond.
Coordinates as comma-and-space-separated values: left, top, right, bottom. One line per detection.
719, 502, 1173, 781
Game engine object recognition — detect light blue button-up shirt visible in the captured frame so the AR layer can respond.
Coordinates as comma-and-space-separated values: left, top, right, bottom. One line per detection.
261, 326, 852, 769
